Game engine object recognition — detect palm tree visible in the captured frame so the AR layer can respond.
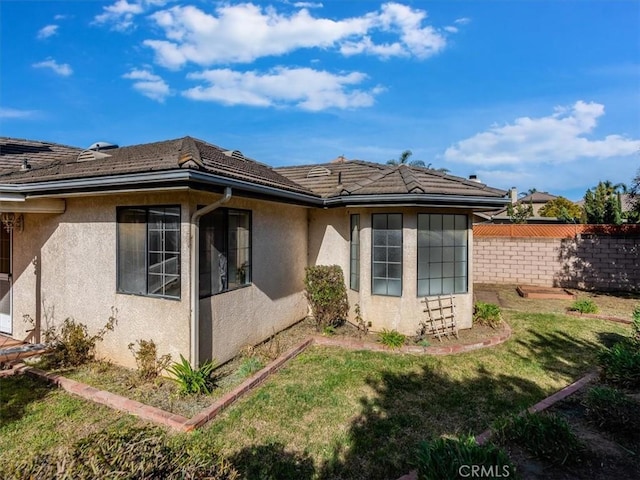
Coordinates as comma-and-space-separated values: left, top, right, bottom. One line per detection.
519, 188, 538, 198
387, 150, 425, 167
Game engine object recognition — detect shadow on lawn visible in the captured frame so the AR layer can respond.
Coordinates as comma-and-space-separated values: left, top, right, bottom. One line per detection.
226, 364, 552, 480
513, 329, 605, 379
0, 374, 54, 428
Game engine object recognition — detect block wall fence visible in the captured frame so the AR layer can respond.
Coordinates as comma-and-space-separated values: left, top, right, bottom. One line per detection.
473, 224, 640, 292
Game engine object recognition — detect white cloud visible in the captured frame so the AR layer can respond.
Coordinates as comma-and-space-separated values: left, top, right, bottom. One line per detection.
54, 14, 69, 20
93, 0, 168, 31
444, 101, 640, 166
183, 67, 383, 111
292, 2, 323, 8
144, 2, 449, 68
454, 17, 471, 25
122, 69, 171, 101
32, 59, 73, 76
0, 107, 38, 119
444, 26, 458, 33
37, 24, 59, 39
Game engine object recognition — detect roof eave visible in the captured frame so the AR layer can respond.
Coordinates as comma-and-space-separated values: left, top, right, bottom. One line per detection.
324, 193, 510, 210
0, 170, 323, 206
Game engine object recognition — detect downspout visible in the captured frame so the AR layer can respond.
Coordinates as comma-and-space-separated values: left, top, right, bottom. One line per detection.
190, 187, 232, 366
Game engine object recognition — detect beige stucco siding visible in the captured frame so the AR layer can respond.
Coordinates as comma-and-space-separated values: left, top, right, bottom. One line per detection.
12, 192, 192, 368
310, 207, 474, 335
196, 195, 308, 364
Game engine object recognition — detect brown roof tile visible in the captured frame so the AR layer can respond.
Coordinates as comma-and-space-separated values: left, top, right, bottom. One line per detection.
0, 137, 82, 172
0, 136, 315, 196
276, 161, 506, 198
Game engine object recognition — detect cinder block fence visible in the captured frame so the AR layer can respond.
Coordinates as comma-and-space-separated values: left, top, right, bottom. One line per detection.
473, 224, 640, 292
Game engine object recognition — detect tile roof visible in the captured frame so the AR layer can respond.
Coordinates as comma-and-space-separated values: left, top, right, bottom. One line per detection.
518, 191, 558, 203
0, 137, 81, 172
276, 161, 507, 199
0, 136, 315, 196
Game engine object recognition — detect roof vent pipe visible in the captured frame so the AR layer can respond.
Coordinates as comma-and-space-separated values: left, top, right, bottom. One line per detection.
21, 159, 31, 171
468, 174, 481, 183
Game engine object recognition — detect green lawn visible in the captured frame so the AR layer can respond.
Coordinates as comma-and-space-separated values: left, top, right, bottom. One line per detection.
0, 311, 630, 479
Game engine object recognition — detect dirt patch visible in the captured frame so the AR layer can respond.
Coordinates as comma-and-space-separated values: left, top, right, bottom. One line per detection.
504, 384, 640, 480
516, 285, 576, 300
476, 283, 639, 320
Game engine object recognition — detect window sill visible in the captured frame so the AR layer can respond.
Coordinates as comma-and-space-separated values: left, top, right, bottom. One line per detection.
116, 291, 181, 301
199, 283, 252, 300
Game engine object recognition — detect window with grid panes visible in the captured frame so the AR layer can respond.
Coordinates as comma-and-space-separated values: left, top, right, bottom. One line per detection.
371, 213, 402, 296
350, 214, 360, 291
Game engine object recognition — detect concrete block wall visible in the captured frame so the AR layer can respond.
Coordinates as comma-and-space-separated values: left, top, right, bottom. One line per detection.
474, 234, 640, 292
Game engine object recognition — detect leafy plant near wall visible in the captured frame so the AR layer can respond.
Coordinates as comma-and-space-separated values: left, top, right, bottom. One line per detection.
378, 329, 406, 349
416, 435, 516, 480
473, 302, 503, 328
42, 308, 117, 368
128, 339, 172, 380
304, 265, 349, 331
632, 305, 640, 344
598, 340, 640, 388
354, 303, 369, 337
166, 355, 216, 395
568, 298, 598, 314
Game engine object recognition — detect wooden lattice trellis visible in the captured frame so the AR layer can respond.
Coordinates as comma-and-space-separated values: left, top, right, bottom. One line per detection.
422, 294, 458, 341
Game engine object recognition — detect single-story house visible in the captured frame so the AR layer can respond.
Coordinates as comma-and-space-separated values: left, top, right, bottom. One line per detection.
474, 189, 563, 223
0, 136, 508, 368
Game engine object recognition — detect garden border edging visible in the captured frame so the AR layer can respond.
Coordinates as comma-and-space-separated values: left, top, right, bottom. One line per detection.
17, 323, 513, 432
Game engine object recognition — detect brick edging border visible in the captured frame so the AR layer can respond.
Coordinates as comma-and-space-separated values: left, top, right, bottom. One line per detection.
474, 371, 599, 445
12, 325, 512, 432
566, 311, 632, 324
312, 322, 512, 355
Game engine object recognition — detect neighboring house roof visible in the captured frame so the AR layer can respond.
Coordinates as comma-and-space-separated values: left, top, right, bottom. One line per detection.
1, 136, 509, 210
276, 161, 507, 208
518, 191, 558, 203
575, 194, 634, 213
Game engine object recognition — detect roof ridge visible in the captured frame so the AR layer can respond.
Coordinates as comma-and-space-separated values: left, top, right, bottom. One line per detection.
339, 164, 401, 195
399, 165, 425, 194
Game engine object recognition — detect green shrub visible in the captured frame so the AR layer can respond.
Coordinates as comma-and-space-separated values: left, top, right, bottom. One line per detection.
598, 340, 640, 388
354, 303, 369, 337
632, 305, 640, 344
236, 356, 264, 378
1, 425, 236, 479
582, 386, 640, 436
378, 329, 406, 349
568, 298, 598, 314
304, 265, 349, 330
128, 339, 172, 380
473, 302, 503, 328
43, 312, 117, 368
167, 355, 216, 395
322, 325, 337, 336
493, 412, 583, 465
416, 435, 516, 480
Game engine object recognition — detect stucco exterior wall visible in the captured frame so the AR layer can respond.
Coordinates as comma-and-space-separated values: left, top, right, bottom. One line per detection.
12, 192, 192, 368
309, 207, 475, 336
196, 195, 308, 364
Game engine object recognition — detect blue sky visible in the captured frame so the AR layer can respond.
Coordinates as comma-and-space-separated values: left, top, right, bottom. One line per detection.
1, 0, 639, 200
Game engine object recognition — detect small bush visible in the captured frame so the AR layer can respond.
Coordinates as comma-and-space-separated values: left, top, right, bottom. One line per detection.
473, 302, 503, 328
1, 425, 237, 479
632, 305, 640, 344
304, 265, 349, 330
128, 339, 172, 380
378, 329, 406, 349
582, 386, 640, 436
493, 412, 583, 465
568, 298, 598, 314
354, 303, 369, 337
236, 357, 264, 378
167, 355, 216, 395
43, 312, 117, 368
322, 325, 337, 336
598, 340, 640, 388
416, 435, 516, 480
